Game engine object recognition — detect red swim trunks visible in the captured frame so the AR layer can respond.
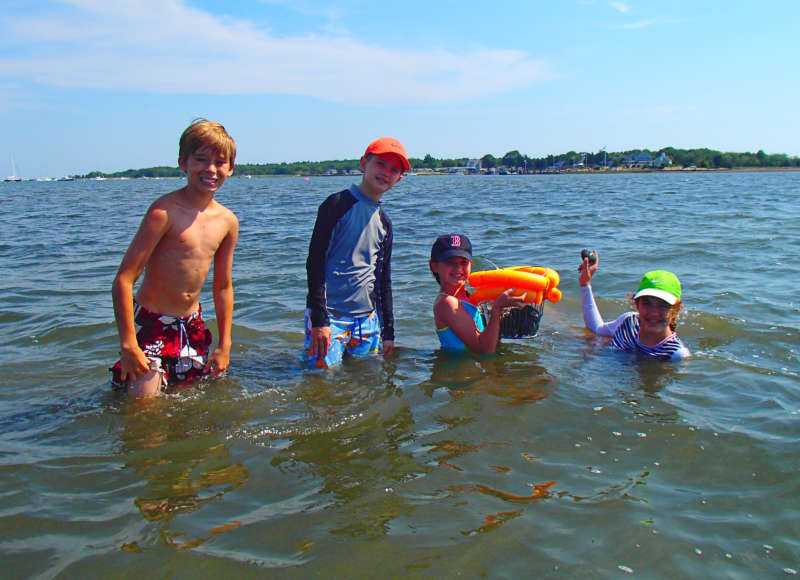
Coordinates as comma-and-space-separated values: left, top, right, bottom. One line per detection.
111, 302, 212, 389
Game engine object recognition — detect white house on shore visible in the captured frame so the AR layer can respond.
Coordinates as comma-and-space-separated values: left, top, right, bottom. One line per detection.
619, 151, 672, 168
466, 159, 482, 173
621, 151, 654, 167
654, 152, 673, 167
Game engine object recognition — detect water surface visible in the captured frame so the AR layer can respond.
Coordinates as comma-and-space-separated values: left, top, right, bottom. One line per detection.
0, 172, 798, 577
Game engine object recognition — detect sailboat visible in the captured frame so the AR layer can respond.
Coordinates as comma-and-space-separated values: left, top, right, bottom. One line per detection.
4, 156, 22, 182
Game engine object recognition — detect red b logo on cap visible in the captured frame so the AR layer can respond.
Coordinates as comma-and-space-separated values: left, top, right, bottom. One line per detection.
450, 235, 461, 247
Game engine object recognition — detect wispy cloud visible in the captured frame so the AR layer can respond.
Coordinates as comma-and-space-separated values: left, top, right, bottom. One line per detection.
620, 19, 656, 29
610, 2, 631, 13
0, 0, 549, 106
256, 0, 349, 36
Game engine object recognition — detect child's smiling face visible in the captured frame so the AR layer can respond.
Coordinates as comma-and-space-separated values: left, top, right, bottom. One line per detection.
432, 256, 472, 292
359, 153, 404, 198
179, 146, 233, 195
636, 295, 673, 337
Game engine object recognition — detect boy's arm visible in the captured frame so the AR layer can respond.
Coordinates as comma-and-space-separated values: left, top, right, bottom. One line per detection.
306, 200, 335, 358
377, 212, 394, 353
306, 195, 339, 327
112, 204, 170, 381
305, 191, 355, 358
206, 215, 239, 375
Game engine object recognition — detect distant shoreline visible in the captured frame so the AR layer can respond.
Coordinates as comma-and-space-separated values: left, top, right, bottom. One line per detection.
385, 166, 800, 177
5, 166, 799, 183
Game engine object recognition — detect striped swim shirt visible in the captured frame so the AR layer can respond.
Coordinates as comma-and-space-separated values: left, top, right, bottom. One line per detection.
609, 312, 689, 360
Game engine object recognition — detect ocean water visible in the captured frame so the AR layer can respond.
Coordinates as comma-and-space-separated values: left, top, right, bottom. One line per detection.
0, 172, 798, 578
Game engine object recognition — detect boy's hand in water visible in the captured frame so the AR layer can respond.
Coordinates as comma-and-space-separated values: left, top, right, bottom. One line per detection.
310, 326, 332, 358
205, 347, 230, 376
119, 345, 152, 382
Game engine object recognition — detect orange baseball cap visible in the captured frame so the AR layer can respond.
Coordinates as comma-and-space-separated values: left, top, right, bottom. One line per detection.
364, 137, 409, 171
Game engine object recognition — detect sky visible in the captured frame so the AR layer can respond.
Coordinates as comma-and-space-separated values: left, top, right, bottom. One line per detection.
1, 0, 799, 178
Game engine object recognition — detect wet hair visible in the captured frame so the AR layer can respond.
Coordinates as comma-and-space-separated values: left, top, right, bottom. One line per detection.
428, 260, 442, 285
666, 300, 684, 332
178, 118, 236, 166
632, 296, 684, 332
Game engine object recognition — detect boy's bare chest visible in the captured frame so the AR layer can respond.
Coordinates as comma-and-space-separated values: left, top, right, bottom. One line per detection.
165, 213, 228, 257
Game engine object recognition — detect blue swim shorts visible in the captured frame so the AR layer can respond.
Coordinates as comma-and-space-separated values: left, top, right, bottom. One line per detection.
304, 309, 382, 368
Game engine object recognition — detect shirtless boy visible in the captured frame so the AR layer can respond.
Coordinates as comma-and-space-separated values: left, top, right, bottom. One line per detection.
111, 119, 239, 397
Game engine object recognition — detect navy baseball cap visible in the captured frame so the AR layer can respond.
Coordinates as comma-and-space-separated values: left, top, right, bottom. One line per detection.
431, 233, 473, 262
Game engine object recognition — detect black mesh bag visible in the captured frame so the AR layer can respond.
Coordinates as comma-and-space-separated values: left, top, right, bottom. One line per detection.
481, 302, 544, 339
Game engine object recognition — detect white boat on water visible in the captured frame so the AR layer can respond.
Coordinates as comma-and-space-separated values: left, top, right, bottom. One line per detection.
4, 156, 22, 181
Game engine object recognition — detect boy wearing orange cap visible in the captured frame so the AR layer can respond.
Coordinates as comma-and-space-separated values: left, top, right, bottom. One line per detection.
305, 137, 409, 367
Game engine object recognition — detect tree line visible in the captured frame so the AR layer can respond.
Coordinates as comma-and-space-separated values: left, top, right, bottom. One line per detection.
79, 147, 800, 179
477, 148, 800, 171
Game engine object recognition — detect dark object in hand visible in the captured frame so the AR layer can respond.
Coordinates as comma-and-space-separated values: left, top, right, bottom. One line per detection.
581, 248, 598, 264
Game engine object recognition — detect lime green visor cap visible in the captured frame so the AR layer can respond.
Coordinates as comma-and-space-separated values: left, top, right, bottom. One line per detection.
633, 270, 681, 305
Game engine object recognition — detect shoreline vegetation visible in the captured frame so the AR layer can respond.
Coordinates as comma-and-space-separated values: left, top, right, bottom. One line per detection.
10, 147, 800, 181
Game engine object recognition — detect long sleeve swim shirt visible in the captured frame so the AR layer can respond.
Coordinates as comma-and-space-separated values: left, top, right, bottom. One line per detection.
581, 285, 689, 360
306, 184, 394, 341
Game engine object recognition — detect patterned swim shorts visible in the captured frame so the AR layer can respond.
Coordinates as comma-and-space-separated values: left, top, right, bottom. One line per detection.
303, 309, 382, 368
111, 302, 212, 388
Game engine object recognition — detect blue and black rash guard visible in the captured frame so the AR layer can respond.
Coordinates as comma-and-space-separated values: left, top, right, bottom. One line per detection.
306, 184, 394, 341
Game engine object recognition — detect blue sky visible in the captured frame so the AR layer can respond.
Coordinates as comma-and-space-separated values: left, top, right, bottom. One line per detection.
1, 0, 798, 178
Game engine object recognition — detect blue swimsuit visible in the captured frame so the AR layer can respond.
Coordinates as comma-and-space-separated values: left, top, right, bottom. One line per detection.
436, 296, 485, 352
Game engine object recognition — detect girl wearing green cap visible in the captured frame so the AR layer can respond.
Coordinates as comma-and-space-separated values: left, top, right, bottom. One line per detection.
578, 251, 690, 360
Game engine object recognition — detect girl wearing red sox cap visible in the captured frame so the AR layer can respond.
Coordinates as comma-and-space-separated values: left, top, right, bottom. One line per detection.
429, 233, 525, 353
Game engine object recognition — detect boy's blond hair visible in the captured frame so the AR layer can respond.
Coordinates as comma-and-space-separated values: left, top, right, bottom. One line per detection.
178, 118, 237, 166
